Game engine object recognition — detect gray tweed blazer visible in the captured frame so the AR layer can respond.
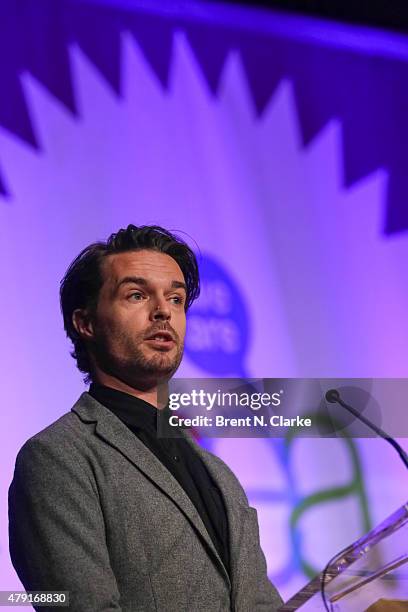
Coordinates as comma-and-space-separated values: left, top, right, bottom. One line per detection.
8, 392, 283, 611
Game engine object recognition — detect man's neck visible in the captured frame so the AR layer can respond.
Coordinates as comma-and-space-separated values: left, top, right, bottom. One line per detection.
92, 373, 167, 408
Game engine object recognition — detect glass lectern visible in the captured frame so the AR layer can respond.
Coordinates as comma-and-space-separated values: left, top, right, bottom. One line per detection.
279, 503, 408, 611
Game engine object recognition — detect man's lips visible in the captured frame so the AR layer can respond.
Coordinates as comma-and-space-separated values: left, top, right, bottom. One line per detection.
144, 331, 176, 349
145, 331, 174, 342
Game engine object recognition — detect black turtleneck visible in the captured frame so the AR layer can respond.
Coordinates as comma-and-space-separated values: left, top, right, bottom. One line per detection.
88, 383, 230, 576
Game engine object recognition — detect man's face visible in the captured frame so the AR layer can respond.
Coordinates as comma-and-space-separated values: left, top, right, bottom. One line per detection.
86, 249, 187, 388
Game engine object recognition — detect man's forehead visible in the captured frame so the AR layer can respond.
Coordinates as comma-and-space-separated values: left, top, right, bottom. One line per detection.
102, 250, 185, 283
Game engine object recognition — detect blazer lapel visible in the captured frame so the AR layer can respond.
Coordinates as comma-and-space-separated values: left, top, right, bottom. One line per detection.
71, 393, 231, 589
179, 429, 250, 593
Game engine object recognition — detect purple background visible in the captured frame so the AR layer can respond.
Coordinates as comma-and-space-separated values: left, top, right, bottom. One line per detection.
1, 0, 407, 603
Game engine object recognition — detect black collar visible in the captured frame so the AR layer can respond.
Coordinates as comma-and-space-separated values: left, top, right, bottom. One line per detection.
89, 383, 163, 433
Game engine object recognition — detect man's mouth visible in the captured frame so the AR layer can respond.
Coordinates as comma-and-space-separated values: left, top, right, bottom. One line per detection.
144, 331, 175, 349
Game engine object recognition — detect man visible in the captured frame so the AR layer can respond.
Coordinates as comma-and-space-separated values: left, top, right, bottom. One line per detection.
9, 224, 283, 611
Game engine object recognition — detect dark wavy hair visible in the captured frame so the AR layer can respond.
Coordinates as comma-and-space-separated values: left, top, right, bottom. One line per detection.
60, 224, 200, 383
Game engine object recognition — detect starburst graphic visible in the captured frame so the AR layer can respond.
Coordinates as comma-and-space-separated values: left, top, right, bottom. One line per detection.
1, 30, 406, 599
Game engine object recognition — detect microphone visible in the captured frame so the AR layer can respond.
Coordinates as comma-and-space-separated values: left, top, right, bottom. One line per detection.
325, 388, 408, 470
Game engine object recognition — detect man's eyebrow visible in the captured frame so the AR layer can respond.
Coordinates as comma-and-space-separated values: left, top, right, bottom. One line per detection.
116, 276, 148, 290
170, 280, 187, 293
115, 276, 187, 293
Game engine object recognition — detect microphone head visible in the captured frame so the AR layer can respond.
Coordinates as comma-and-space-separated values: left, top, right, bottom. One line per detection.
325, 389, 340, 403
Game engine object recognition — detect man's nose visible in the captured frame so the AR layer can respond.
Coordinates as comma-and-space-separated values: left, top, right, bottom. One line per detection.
150, 297, 171, 321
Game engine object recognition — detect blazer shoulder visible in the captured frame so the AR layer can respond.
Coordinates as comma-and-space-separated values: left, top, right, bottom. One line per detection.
10, 410, 100, 501
21, 411, 85, 448
13, 399, 95, 472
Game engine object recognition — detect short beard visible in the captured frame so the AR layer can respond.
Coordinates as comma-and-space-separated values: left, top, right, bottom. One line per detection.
90, 327, 184, 390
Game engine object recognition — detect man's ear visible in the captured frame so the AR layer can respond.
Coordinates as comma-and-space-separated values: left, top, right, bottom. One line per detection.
72, 309, 95, 340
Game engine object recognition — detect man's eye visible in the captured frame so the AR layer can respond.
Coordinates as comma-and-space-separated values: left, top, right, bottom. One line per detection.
170, 295, 184, 305
129, 292, 144, 300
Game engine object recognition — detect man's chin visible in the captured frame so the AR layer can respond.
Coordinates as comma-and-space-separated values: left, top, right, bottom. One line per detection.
139, 348, 182, 376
